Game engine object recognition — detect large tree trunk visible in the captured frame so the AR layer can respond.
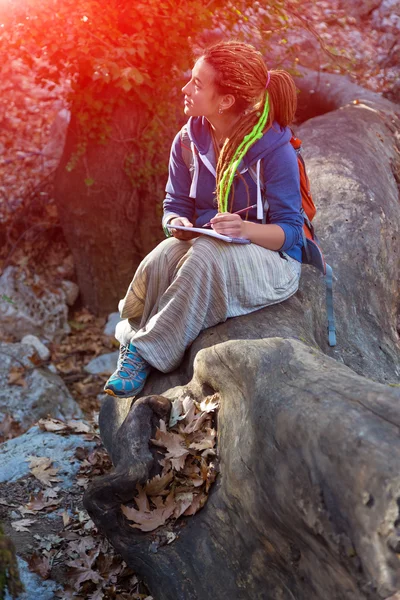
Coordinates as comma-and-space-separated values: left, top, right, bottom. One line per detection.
54, 102, 170, 315
84, 77, 400, 599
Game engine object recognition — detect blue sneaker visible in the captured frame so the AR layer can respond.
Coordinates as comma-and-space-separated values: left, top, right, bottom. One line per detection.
104, 343, 151, 398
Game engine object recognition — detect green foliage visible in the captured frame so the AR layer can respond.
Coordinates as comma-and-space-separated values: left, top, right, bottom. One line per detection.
0, 0, 301, 185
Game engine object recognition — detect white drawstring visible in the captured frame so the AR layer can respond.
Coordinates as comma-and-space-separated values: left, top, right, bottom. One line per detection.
256, 159, 263, 220
189, 142, 199, 198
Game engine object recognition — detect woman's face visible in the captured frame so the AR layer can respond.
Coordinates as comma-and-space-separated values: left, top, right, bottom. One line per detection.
181, 58, 222, 118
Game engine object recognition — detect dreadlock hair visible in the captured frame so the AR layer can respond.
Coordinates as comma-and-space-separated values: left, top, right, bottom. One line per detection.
200, 40, 298, 213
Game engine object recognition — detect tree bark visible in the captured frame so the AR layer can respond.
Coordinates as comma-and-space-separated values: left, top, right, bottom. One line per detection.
54, 102, 170, 316
84, 76, 400, 599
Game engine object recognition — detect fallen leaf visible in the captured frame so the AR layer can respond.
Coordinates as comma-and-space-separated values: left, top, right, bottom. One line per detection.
183, 492, 208, 516
62, 511, 70, 527
151, 429, 189, 472
66, 419, 91, 433
144, 471, 174, 496
181, 395, 196, 423
174, 492, 193, 518
189, 428, 216, 451
67, 546, 102, 590
181, 411, 210, 434
0, 414, 23, 442
8, 365, 27, 387
43, 487, 60, 499
133, 484, 150, 512
22, 491, 61, 513
38, 418, 67, 432
166, 531, 177, 544
199, 393, 220, 413
122, 491, 176, 532
28, 553, 51, 579
11, 518, 35, 532
168, 397, 184, 427
28, 456, 61, 487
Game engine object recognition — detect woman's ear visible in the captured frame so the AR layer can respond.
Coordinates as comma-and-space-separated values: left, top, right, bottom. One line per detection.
220, 94, 236, 112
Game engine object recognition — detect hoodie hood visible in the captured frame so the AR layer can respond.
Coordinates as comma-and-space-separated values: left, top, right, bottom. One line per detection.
186, 116, 292, 169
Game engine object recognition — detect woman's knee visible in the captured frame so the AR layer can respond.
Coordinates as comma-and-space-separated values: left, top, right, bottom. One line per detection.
142, 237, 189, 268
189, 236, 227, 267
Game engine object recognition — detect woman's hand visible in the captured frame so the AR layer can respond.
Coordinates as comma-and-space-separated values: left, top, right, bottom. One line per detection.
169, 217, 199, 241
210, 212, 247, 237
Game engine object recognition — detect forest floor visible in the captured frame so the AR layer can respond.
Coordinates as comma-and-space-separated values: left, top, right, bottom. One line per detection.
1, 310, 155, 599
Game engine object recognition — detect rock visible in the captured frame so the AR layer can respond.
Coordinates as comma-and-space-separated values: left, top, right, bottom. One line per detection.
104, 312, 121, 337
20, 335, 50, 362
60, 280, 79, 306
0, 425, 95, 486
0, 341, 82, 428
4, 556, 61, 599
84, 351, 119, 375
0, 267, 70, 342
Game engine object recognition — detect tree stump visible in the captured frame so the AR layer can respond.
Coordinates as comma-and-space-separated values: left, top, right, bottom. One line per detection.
84, 76, 400, 599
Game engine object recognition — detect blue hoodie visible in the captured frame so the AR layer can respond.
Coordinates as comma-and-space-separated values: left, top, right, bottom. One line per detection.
163, 116, 304, 261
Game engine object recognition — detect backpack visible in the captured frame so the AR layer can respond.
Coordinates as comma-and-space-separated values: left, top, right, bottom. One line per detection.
179, 126, 337, 347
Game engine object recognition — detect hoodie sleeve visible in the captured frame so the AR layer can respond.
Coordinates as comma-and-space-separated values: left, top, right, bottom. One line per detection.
162, 131, 196, 228
263, 142, 304, 252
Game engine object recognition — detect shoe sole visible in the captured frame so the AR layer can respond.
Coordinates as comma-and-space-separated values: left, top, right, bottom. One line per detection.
103, 381, 146, 399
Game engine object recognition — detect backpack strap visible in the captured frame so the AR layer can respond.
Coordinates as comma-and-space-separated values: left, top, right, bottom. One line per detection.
302, 239, 337, 347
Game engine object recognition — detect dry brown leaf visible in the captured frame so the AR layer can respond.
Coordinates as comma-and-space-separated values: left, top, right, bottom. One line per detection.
62, 511, 71, 527
121, 491, 176, 532
0, 414, 23, 442
206, 462, 219, 493
144, 471, 173, 496
38, 418, 67, 433
66, 419, 91, 433
173, 492, 193, 518
181, 395, 196, 423
22, 491, 61, 513
8, 365, 28, 387
134, 485, 150, 512
181, 411, 210, 434
11, 518, 35, 532
28, 456, 61, 487
198, 394, 220, 413
151, 428, 189, 471
168, 397, 184, 427
189, 428, 216, 452
183, 492, 208, 516
171, 453, 188, 471
67, 546, 102, 590
28, 553, 51, 579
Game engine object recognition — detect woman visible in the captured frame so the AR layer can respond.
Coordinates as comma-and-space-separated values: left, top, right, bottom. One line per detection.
104, 40, 304, 398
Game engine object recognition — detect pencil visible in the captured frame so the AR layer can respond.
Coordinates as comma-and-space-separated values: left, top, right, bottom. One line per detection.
202, 204, 257, 228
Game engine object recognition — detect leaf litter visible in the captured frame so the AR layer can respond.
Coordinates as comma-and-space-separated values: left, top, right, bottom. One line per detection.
121, 393, 220, 533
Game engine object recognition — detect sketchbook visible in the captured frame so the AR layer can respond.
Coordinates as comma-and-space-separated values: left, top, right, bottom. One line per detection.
166, 224, 251, 244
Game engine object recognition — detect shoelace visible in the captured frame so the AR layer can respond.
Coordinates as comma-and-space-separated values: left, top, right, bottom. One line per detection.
119, 347, 147, 377
117, 344, 127, 369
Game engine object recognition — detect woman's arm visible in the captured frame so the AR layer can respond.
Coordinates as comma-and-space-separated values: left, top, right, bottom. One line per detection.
212, 141, 303, 250
210, 214, 285, 249
163, 131, 196, 228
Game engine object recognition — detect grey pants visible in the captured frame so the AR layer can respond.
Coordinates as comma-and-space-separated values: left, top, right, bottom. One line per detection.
115, 236, 301, 373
